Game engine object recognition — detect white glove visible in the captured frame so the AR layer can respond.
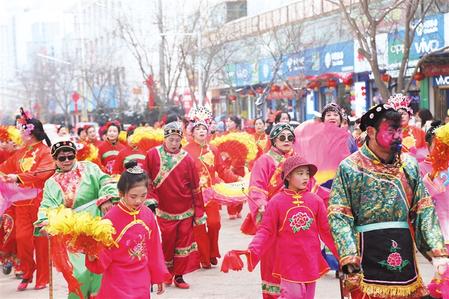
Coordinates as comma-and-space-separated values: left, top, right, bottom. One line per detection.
432, 257, 449, 275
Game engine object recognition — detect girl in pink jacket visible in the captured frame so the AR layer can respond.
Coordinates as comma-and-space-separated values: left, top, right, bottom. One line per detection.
223, 155, 338, 299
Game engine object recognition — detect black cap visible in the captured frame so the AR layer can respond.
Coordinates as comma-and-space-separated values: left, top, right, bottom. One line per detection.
360, 104, 396, 132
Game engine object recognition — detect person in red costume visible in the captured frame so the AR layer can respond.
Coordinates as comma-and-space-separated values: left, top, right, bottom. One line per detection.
0, 126, 22, 277
253, 117, 268, 159
184, 107, 239, 269
0, 108, 55, 291
85, 125, 101, 148
143, 121, 204, 289
86, 160, 169, 299
387, 93, 426, 152
224, 116, 245, 219
98, 121, 126, 174
111, 126, 146, 175
242, 123, 295, 298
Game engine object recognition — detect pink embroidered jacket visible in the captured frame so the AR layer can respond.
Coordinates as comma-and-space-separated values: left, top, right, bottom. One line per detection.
86, 202, 169, 299
248, 189, 338, 283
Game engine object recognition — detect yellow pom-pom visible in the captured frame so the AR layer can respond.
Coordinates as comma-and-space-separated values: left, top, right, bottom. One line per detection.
45, 206, 116, 252
435, 123, 449, 146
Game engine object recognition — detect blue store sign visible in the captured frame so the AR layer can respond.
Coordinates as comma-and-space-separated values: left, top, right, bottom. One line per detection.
283, 52, 306, 77
388, 14, 444, 65
433, 75, 449, 87
318, 41, 354, 73
258, 57, 276, 83
235, 63, 254, 87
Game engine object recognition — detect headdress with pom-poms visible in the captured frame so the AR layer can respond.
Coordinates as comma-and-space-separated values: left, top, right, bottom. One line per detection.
188, 106, 213, 130
385, 93, 413, 115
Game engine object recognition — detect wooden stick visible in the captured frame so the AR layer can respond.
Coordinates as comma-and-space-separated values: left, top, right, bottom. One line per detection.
48, 236, 53, 299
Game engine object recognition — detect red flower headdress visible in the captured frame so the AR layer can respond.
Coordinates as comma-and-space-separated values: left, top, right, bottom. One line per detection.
188, 106, 213, 130
385, 93, 413, 115
17, 107, 35, 136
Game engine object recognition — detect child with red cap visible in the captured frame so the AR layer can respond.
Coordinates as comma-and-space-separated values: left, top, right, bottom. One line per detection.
222, 155, 338, 298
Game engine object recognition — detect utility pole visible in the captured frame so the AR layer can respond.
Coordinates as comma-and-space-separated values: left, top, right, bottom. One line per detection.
157, 0, 167, 104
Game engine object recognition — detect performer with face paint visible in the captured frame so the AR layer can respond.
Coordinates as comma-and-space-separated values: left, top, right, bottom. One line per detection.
328, 99, 449, 299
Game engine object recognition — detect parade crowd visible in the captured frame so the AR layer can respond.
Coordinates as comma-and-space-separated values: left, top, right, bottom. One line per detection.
0, 94, 448, 299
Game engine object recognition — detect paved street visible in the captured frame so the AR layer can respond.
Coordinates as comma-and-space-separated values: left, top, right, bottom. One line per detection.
0, 205, 435, 299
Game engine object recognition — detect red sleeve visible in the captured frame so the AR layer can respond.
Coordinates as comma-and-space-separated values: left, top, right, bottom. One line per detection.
143, 149, 159, 203
248, 199, 277, 268
414, 127, 427, 148
187, 156, 205, 218
17, 148, 55, 188
85, 249, 112, 274
111, 149, 125, 175
213, 147, 239, 183
147, 210, 170, 283
0, 151, 20, 174
248, 157, 270, 218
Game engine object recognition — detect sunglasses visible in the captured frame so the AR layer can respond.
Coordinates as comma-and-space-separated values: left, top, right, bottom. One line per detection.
278, 134, 294, 142
57, 154, 76, 162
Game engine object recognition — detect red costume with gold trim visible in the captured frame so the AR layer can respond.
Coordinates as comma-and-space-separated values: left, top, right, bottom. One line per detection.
143, 145, 203, 276
184, 141, 239, 266
86, 201, 169, 299
0, 142, 55, 286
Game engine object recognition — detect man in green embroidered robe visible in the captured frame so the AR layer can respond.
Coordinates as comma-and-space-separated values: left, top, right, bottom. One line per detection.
328, 100, 449, 299
34, 140, 118, 299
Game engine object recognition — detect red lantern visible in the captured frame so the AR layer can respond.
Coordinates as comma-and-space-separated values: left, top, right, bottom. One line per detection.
413, 72, 425, 81
327, 79, 337, 89
342, 77, 353, 86
229, 95, 237, 102
72, 91, 80, 113
271, 85, 280, 92
381, 73, 391, 82
256, 87, 264, 94
248, 90, 256, 96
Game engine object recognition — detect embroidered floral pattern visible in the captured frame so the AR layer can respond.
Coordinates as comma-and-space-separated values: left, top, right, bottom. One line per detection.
289, 211, 313, 233
378, 240, 410, 271
127, 234, 146, 261
200, 151, 214, 167
20, 148, 38, 172
53, 163, 84, 208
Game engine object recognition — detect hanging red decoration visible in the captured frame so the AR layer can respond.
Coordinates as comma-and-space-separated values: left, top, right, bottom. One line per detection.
413, 72, 425, 81
342, 77, 353, 86
229, 95, 237, 102
381, 73, 391, 82
327, 79, 338, 89
256, 87, 264, 94
248, 90, 256, 96
271, 85, 281, 92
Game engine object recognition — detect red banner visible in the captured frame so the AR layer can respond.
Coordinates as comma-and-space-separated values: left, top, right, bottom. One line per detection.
422, 63, 449, 77
145, 75, 155, 110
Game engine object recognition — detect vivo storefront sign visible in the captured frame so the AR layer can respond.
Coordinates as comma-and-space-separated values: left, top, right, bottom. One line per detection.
388, 14, 445, 66
433, 75, 449, 87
